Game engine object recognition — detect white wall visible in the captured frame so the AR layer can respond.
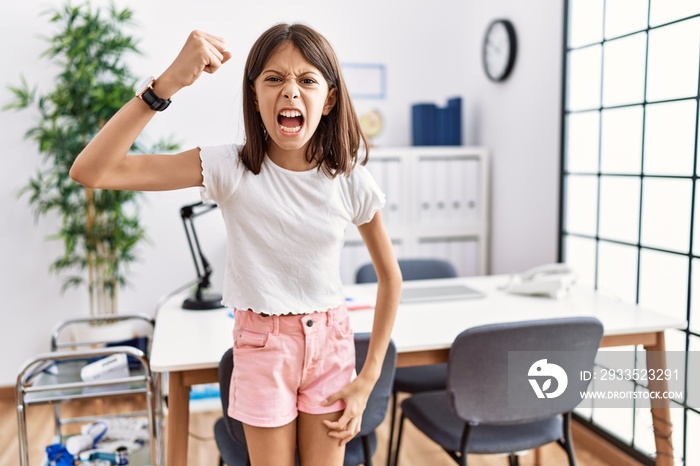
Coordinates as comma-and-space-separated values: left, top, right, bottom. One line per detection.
462, 0, 564, 273
0, 0, 562, 385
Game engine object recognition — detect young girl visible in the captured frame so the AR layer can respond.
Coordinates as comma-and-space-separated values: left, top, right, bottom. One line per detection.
70, 24, 401, 466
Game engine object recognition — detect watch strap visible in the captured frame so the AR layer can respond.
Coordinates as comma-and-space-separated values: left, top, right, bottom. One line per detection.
141, 87, 171, 111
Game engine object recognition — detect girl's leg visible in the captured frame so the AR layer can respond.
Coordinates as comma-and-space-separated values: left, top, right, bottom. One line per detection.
297, 411, 346, 466
243, 420, 297, 466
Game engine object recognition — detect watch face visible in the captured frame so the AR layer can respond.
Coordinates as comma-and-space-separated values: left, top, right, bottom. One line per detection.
136, 76, 155, 97
483, 20, 517, 82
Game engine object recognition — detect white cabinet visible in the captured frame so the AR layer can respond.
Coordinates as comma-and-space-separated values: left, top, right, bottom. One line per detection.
341, 146, 490, 284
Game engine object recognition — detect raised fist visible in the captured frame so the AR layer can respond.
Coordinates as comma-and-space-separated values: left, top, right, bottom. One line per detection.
157, 30, 232, 96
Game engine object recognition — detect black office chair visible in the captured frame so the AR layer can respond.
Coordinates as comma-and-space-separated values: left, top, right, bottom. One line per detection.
355, 258, 458, 284
393, 317, 604, 466
355, 258, 458, 466
214, 332, 397, 466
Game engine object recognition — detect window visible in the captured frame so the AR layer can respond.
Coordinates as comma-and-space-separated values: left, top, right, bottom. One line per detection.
562, 0, 699, 463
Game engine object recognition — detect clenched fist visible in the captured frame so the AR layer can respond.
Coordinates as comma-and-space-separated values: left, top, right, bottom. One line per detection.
155, 31, 232, 98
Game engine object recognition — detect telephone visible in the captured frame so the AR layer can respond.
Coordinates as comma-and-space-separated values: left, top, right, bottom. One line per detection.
501, 263, 577, 298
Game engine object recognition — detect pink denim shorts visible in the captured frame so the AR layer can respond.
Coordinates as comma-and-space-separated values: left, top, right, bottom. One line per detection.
228, 304, 356, 428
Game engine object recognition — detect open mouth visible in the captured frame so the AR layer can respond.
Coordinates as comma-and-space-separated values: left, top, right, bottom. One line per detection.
277, 109, 304, 134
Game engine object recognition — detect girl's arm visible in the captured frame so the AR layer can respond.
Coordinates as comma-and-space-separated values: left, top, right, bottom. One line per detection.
70, 31, 231, 191
323, 211, 402, 445
354, 211, 402, 381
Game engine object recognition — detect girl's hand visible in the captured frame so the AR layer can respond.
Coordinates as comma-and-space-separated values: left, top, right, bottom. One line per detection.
321, 376, 374, 446
157, 30, 232, 97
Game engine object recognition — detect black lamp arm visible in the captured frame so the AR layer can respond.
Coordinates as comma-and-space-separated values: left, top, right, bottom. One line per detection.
179, 201, 223, 310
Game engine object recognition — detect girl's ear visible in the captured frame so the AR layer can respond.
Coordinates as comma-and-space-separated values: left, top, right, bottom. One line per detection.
322, 88, 338, 115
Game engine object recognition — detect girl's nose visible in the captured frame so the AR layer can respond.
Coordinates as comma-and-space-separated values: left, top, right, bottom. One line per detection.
282, 80, 299, 99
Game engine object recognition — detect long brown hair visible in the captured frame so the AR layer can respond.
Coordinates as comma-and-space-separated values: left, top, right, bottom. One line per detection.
240, 23, 368, 177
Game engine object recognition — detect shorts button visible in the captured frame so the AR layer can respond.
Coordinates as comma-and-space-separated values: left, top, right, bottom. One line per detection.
306, 319, 314, 327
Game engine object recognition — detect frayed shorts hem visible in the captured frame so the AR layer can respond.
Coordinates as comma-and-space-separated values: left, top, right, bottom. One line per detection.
297, 400, 346, 416
232, 399, 346, 428
232, 409, 298, 429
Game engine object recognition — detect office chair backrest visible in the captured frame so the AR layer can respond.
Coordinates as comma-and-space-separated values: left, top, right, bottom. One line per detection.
218, 348, 247, 445
354, 332, 397, 436
218, 333, 397, 440
355, 258, 458, 283
447, 317, 603, 425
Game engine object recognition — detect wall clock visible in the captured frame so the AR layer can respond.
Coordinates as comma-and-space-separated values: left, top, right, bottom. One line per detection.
482, 19, 518, 82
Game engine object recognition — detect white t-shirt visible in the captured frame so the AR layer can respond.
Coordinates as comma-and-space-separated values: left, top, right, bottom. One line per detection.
199, 144, 385, 315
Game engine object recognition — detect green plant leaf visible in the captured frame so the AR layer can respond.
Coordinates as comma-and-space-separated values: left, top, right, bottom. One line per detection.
5, 0, 179, 309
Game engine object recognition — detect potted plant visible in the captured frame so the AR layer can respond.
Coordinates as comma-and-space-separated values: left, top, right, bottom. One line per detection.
5, 2, 177, 318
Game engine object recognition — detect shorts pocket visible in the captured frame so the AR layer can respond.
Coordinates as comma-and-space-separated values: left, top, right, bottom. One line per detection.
333, 316, 354, 339
234, 328, 270, 351
330, 317, 355, 362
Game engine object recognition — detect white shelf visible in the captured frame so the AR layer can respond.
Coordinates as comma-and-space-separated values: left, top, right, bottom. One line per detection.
341, 146, 490, 284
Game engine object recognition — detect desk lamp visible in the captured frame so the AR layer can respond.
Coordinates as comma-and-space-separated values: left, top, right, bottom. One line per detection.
180, 201, 224, 310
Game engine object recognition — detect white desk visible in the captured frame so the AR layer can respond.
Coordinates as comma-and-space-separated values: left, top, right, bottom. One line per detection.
150, 275, 685, 466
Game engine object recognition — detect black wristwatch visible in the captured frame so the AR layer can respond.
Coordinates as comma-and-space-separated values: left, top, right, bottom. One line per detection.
136, 76, 171, 111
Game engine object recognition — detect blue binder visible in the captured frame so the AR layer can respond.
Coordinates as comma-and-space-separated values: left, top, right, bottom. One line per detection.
445, 97, 462, 145
411, 97, 462, 146
412, 103, 438, 146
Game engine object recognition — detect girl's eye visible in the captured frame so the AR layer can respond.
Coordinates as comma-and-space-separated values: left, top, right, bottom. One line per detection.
301, 78, 316, 85
266, 77, 282, 82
